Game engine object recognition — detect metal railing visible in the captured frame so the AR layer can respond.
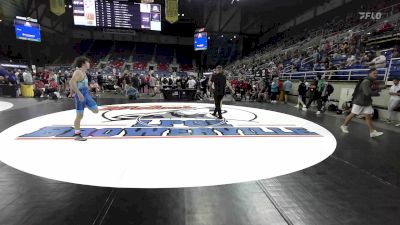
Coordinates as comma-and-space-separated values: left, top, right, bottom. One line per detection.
281, 68, 388, 81
386, 57, 400, 82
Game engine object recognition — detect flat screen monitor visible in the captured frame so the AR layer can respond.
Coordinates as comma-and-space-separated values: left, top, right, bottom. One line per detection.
14, 18, 41, 42
194, 32, 208, 51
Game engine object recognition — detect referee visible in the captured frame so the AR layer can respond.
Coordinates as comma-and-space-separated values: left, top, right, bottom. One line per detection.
209, 65, 227, 119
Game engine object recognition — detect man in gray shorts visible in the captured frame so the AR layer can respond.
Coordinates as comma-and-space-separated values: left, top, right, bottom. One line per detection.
340, 68, 384, 138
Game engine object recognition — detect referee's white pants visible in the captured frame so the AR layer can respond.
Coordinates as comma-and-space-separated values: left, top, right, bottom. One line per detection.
388, 98, 400, 121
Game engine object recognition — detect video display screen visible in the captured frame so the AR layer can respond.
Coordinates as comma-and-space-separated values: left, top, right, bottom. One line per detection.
73, 0, 162, 31
14, 18, 41, 42
194, 32, 208, 51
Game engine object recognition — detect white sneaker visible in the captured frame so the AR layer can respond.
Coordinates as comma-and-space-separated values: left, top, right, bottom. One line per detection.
396, 123, 400, 127
302, 107, 308, 111
316, 111, 321, 115
370, 130, 383, 138
295, 104, 300, 108
340, 125, 349, 133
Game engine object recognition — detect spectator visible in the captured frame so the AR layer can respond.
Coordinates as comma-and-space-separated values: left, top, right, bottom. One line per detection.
114, 74, 124, 94
124, 73, 132, 89
59, 72, 68, 92
34, 78, 45, 97
200, 76, 209, 98
270, 77, 279, 104
23, 71, 33, 85
187, 76, 197, 89
126, 83, 139, 100
385, 78, 400, 124
377, 20, 393, 34
256, 79, 268, 102
283, 79, 293, 104
149, 74, 157, 96
319, 78, 335, 113
346, 55, 356, 68
97, 72, 104, 92
369, 50, 386, 68
132, 74, 140, 90
239, 80, 248, 101
361, 52, 371, 65
304, 76, 318, 111
340, 68, 384, 138
89, 80, 100, 96
45, 78, 60, 99
296, 79, 307, 109
323, 40, 332, 55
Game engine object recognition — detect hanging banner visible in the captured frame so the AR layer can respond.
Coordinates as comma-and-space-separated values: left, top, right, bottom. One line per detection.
165, 0, 178, 24
50, 0, 65, 16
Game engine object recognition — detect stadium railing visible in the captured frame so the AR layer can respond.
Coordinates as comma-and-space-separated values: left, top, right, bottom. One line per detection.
280, 58, 400, 82
387, 57, 400, 81
281, 68, 388, 81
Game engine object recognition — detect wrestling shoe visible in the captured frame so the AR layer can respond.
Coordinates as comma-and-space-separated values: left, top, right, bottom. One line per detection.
74, 133, 87, 141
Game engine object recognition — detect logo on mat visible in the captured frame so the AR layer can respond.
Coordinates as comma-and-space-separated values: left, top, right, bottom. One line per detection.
17, 104, 322, 139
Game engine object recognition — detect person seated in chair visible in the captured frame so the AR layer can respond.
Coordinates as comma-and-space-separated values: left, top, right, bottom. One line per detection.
126, 83, 139, 100
45, 78, 60, 99
89, 80, 100, 97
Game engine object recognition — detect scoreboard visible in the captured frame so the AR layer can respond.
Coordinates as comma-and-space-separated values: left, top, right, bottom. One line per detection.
73, 0, 162, 31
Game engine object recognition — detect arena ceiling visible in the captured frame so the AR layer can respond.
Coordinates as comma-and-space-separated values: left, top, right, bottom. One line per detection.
0, 0, 373, 37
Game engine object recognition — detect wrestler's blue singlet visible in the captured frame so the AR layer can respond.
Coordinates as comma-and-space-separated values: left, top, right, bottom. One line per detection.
74, 73, 98, 113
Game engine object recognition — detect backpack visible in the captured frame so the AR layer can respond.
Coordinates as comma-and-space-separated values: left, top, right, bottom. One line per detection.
372, 108, 379, 120
326, 84, 334, 95
352, 78, 366, 101
328, 104, 338, 112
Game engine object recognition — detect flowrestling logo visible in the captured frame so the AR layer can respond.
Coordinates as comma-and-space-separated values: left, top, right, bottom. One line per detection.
0, 103, 336, 188
17, 104, 321, 139
359, 12, 382, 20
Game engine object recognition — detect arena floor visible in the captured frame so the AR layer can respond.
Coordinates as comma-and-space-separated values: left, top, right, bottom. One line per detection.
0, 97, 399, 225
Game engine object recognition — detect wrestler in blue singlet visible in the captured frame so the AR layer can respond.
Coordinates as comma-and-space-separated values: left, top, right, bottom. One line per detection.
74, 73, 98, 113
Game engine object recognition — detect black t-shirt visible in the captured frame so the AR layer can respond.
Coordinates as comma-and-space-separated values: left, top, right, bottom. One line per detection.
211, 73, 227, 96
97, 75, 103, 84
298, 82, 307, 95
132, 76, 140, 88
125, 76, 132, 85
